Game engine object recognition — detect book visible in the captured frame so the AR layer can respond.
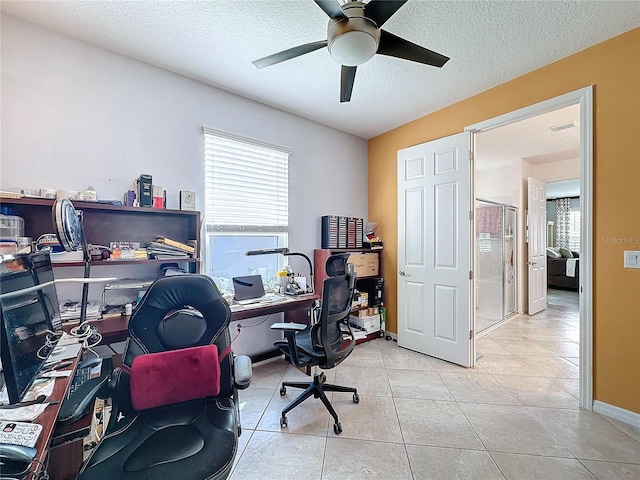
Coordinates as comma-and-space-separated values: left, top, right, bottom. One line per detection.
155, 236, 195, 254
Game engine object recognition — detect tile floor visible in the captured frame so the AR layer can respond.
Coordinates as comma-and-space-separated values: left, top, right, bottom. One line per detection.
229, 290, 640, 479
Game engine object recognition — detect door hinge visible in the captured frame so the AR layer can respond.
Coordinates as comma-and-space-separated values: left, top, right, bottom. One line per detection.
469, 330, 474, 340
468, 151, 473, 161
469, 271, 473, 280
469, 210, 473, 221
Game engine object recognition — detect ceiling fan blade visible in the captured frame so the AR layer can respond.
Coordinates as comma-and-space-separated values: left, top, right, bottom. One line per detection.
377, 30, 449, 67
365, 0, 408, 27
340, 65, 357, 103
253, 40, 328, 69
314, 0, 347, 19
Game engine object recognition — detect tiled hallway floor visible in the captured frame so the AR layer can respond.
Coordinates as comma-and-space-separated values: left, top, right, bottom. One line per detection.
230, 290, 640, 479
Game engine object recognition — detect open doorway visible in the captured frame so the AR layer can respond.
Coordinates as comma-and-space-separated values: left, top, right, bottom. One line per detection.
467, 87, 593, 409
475, 103, 581, 329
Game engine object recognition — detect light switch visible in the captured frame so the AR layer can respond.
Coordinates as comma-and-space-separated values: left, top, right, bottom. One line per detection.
624, 251, 640, 268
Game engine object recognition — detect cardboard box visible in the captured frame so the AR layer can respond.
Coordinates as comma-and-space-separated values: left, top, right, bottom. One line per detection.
349, 313, 380, 334
347, 252, 379, 277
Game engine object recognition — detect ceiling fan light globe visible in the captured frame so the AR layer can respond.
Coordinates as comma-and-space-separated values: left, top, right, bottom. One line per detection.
329, 31, 377, 66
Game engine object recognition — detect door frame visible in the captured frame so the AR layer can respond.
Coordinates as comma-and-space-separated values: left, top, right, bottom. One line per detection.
465, 86, 593, 410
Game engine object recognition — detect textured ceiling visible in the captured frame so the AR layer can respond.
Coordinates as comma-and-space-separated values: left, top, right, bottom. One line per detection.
2, 1, 639, 139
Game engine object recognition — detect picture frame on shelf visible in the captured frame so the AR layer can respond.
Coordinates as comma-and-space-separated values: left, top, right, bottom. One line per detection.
180, 191, 195, 211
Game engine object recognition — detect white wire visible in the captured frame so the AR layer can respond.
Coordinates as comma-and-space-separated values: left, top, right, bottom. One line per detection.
36, 330, 64, 359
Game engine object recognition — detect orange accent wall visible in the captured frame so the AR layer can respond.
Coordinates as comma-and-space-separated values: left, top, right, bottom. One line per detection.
368, 28, 640, 414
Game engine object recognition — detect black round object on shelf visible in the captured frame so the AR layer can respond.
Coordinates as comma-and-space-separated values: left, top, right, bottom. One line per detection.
52, 198, 83, 252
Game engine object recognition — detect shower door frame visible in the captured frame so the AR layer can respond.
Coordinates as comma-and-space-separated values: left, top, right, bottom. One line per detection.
475, 198, 518, 333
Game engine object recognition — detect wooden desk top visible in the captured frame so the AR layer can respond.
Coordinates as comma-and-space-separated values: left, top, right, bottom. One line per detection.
228, 293, 319, 321
29, 351, 81, 475
62, 293, 320, 344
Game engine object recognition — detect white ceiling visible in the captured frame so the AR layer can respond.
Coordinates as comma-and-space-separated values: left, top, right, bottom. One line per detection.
475, 104, 581, 170
2, 1, 639, 139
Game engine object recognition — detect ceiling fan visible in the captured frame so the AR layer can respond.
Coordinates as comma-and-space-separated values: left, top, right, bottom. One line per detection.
252, 0, 450, 103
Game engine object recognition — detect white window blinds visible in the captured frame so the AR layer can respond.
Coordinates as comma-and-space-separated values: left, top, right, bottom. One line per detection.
203, 127, 290, 233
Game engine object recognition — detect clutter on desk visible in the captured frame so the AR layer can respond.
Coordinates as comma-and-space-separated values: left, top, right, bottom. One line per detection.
102, 278, 155, 316
60, 301, 101, 321
147, 236, 195, 259
364, 222, 383, 249
0, 214, 30, 254
0, 378, 55, 422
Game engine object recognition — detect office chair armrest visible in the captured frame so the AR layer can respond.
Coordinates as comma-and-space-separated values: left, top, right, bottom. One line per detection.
270, 322, 307, 331
271, 322, 307, 366
233, 354, 252, 390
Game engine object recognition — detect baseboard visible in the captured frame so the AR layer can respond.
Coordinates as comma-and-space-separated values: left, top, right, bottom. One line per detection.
383, 331, 397, 341
593, 400, 640, 428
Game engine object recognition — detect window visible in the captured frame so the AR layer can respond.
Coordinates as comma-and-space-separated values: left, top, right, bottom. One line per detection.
203, 127, 290, 294
568, 210, 580, 253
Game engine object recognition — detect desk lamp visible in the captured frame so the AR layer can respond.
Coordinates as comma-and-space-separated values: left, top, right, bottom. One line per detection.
53, 198, 91, 324
245, 248, 313, 294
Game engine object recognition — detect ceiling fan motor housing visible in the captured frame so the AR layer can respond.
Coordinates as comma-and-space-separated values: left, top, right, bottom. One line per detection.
327, 2, 380, 66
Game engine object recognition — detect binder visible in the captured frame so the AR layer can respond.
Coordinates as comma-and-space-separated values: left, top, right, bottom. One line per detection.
355, 218, 364, 248
338, 216, 347, 248
321, 215, 339, 248
347, 217, 356, 248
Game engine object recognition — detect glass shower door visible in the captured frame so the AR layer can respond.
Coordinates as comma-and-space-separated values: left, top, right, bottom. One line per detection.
476, 200, 504, 333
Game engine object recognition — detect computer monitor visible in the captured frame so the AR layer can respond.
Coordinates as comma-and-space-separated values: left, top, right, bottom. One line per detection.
0, 251, 61, 404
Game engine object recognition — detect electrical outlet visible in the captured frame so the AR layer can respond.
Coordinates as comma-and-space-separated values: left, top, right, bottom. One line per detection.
623, 251, 640, 269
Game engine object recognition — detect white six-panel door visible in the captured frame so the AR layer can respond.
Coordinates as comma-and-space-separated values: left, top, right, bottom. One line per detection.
527, 177, 547, 315
397, 133, 474, 367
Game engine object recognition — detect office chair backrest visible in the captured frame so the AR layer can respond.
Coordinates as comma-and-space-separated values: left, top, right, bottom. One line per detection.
116, 275, 232, 416
325, 252, 350, 277
314, 254, 357, 369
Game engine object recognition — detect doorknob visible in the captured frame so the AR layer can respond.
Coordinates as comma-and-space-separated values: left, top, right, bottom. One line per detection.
399, 270, 408, 276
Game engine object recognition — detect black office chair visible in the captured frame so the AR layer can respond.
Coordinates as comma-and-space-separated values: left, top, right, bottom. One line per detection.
271, 253, 359, 434
78, 275, 251, 480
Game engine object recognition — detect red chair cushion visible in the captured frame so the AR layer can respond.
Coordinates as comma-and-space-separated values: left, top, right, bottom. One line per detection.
128, 345, 225, 411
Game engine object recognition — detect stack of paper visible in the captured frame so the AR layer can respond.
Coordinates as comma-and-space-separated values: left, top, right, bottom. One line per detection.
59, 301, 102, 321
147, 236, 195, 259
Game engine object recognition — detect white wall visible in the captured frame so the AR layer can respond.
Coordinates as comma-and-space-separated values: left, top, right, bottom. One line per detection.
1, 15, 368, 355
1, 15, 367, 258
533, 157, 580, 183
476, 165, 513, 205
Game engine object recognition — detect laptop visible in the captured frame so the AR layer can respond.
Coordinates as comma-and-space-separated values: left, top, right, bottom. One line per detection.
232, 275, 268, 305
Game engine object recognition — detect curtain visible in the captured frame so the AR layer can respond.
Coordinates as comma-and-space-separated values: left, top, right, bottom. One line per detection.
556, 197, 571, 248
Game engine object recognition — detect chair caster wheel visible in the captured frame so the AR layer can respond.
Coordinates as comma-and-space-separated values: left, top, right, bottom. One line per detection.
333, 422, 342, 434
280, 416, 288, 428
319, 372, 326, 383
280, 386, 286, 396
353, 393, 360, 403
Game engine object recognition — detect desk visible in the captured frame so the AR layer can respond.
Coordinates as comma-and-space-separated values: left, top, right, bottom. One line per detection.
4, 351, 81, 479
63, 293, 320, 346
229, 293, 318, 322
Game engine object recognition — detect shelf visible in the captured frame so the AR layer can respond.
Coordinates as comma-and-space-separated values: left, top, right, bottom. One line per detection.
319, 247, 382, 253
1, 196, 198, 217
2, 197, 201, 274
52, 258, 199, 268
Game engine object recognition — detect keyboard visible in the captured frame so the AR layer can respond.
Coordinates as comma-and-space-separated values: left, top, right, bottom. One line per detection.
236, 294, 285, 305
0, 421, 43, 448
65, 365, 92, 400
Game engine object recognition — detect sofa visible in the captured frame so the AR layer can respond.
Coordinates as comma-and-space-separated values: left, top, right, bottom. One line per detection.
547, 256, 579, 291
